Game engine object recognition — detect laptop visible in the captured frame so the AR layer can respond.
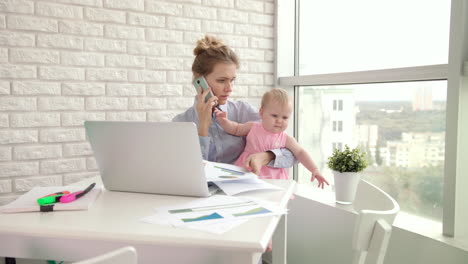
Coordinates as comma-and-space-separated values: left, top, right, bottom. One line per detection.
84, 121, 216, 197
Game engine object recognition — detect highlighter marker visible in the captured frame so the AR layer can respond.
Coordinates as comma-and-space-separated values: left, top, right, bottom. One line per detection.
59, 183, 96, 203
37, 191, 70, 206
41, 191, 70, 198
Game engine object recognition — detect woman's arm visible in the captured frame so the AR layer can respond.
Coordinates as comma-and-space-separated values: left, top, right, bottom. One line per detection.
195, 87, 219, 137
172, 107, 212, 160
173, 87, 217, 160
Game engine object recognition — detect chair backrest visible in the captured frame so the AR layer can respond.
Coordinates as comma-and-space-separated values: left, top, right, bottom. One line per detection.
352, 180, 400, 264
72, 246, 137, 264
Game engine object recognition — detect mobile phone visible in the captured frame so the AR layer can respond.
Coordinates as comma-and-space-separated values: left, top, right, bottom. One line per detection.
193, 76, 213, 103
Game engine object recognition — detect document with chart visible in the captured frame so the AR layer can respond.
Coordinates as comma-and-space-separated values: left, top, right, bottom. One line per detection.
203, 161, 257, 182
141, 195, 287, 229
204, 161, 283, 195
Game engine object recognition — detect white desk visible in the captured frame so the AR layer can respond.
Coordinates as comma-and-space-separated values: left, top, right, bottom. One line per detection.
0, 178, 295, 264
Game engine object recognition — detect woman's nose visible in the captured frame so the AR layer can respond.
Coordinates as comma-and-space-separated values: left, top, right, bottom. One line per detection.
225, 82, 233, 92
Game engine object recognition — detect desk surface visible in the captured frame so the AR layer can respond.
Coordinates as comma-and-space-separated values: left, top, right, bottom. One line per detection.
0, 177, 295, 263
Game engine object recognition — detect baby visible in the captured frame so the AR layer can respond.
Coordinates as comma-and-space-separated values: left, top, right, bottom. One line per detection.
215, 88, 328, 188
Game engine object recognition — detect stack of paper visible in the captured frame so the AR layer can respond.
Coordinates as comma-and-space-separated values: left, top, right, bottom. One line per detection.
142, 161, 287, 234
204, 161, 283, 195
141, 195, 288, 234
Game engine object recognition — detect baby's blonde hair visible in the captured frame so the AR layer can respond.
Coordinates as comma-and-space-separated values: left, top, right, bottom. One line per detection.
261, 88, 291, 109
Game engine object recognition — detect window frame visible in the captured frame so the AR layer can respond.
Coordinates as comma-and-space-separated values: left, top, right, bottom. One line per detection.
275, 0, 468, 239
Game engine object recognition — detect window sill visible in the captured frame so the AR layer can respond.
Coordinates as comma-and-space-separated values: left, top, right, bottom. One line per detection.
394, 211, 468, 252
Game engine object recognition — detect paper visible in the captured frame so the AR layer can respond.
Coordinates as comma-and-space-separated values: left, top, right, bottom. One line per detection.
0, 186, 101, 213
204, 161, 257, 182
203, 160, 284, 195
213, 178, 283, 196
141, 214, 248, 234
142, 195, 287, 230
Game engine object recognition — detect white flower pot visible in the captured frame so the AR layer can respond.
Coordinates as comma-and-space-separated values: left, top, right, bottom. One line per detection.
333, 171, 361, 204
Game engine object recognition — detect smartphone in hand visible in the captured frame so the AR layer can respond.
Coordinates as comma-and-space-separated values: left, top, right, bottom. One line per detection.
193, 76, 214, 103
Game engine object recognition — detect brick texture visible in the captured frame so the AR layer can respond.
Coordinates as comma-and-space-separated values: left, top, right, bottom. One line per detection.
0, 0, 275, 204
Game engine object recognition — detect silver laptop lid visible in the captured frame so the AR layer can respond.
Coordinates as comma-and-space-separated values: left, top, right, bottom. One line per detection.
85, 121, 210, 197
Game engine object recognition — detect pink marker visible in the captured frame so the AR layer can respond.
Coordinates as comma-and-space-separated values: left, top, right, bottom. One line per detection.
59, 183, 95, 203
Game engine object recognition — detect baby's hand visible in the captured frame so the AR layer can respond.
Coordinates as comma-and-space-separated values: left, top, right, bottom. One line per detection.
311, 171, 329, 189
214, 109, 228, 125
214, 108, 225, 117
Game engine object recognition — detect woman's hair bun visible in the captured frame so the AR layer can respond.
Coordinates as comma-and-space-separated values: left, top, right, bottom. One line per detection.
191, 34, 239, 76
193, 35, 225, 56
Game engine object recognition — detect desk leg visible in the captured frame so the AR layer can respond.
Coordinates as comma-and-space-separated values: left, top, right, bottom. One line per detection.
272, 214, 287, 264
5, 257, 16, 264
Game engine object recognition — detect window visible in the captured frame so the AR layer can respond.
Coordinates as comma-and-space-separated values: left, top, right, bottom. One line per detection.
332, 121, 343, 132
298, 0, 450, 75
276, 0, 468, 235
333, 100, 343, 111
332, 142, 342, 151
297, 81, 447, 221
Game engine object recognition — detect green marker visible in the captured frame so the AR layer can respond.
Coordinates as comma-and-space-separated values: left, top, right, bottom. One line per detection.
37, 191, 70, 206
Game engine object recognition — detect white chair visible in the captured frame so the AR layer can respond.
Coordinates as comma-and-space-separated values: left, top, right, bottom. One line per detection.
287, 179, 399, 264
351, 180, 400, 264
72, 246, 137, 264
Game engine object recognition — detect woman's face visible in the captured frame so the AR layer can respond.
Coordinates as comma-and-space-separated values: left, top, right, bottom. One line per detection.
204, 63, 237, 105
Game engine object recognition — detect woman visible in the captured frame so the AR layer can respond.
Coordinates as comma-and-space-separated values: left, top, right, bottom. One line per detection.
173, 35, 295, 174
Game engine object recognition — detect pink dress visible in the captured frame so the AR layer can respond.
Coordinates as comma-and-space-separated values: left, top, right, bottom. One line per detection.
235, 122, 289, 179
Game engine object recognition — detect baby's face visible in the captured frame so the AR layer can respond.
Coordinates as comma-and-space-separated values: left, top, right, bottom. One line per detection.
260, 102, 292, 133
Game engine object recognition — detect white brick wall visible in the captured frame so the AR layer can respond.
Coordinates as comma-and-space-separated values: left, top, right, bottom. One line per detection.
0, 0, 276, 204
85, 7, 126, 24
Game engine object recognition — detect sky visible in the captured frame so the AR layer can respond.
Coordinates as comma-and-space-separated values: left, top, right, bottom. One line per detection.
297, 0, 451, 101
352, 81, 447, 101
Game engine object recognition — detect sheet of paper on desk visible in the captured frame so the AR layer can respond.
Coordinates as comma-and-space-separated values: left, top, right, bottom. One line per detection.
0, 186, 101, 213
204, 160, 257, 182
142, 195, 287, 230
213, 178, 283, 196
141, 214, 248, 234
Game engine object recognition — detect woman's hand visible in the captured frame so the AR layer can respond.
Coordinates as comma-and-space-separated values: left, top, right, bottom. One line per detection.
196, 87, 218, 136
245, 151, 274, 175
311, 171, 329, 189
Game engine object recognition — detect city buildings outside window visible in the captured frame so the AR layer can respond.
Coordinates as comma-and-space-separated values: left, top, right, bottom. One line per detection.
293, 0, 450, 222
332, 142, 343, 151
332, 121, 343, 132
333, 100, 343, 111
297, 82, 447, 221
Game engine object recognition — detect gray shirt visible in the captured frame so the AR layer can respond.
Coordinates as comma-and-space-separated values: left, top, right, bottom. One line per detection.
172, 99, 296, 168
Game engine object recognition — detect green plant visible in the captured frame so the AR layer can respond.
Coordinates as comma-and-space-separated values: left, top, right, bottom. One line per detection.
327, 145, 368, 173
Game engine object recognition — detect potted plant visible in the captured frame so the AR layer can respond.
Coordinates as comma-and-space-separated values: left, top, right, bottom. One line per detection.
327, 145, 368, 204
